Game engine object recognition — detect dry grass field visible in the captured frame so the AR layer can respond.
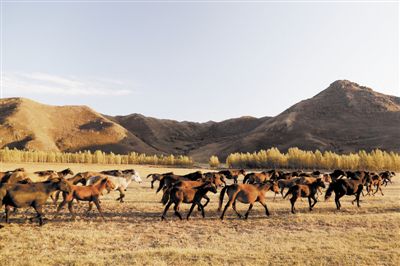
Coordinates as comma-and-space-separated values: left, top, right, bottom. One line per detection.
0, 163, 399, 266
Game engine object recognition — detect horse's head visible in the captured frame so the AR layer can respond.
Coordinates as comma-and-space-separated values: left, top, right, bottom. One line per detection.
210, 173, 225, 188
130, 170, 142, 184
209, 182, 218, 194
63, 168, 74, 176
105, 178, 116, 192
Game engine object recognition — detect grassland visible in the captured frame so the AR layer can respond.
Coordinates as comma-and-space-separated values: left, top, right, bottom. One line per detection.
0, 163, 399, 266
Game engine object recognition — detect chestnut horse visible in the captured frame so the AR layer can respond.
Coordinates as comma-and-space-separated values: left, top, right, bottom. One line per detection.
219, 181, 279, 220
56, 178, 115, 220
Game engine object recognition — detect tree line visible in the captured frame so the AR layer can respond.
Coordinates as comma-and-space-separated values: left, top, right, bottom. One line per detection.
224, 147, 400, 171
0, 147, 193, 166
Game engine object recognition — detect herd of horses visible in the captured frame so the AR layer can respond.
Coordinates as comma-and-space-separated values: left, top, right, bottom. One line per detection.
0, 167, 396, 226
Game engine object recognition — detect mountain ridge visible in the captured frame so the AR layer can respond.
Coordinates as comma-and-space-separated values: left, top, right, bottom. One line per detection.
1, 80, 399, 161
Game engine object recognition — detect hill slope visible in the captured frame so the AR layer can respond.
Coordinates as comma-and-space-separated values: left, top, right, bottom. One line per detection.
0, 80, 399, 161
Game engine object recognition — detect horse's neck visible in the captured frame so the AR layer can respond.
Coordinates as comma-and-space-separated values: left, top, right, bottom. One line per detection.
96, 181, 108, 192
43, 182, 58, 194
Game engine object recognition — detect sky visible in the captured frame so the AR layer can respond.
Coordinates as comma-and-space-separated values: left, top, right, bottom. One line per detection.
1, 0, 399, 122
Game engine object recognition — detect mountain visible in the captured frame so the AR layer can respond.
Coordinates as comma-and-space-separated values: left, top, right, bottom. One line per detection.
0, 80, 399, 161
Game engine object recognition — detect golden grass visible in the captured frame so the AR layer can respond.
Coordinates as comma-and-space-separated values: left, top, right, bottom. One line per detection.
0, 163, 399, 266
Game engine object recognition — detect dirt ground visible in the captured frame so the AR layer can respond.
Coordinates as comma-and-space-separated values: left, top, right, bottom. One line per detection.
0, 163, 399, 266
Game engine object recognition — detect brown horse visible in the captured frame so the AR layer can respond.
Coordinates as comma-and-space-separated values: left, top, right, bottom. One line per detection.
218, 169, 246, 184
156, 171, 203, 193
161, 174, 225, 208
218, 181, 279, 220
56, 178, 115, 220
243, 172, 271, 184
0, 168, 25, 182
366, 174, 384, 196
51, 174, 88, 205
1, 178, 71, 226
0, 169, 32, 184
283, 178, 326, 214
161, 182, 217, 220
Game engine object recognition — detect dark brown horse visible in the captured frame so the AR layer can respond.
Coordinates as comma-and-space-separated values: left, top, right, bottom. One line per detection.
161, 182, 217, 220
325, 177, 366, 210
219, 181, 278, 220
218, 169, 246, 184
380, 171, 395, 186
1, 178, 71, 225
161, 174, 225, 208
283, 178, 326, 214
147, 172, 173, 189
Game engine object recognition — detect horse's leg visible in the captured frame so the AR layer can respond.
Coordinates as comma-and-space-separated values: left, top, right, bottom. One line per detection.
150, 180, 154, 189
244, 203, 254, 219
356, 192, 362, 208
234, 176, 238, 184
199, 203, 205, 218
52, 191, 61, 206
5, 205, 11, 224
116, 187, 125, 203
259, 200, 270, 217
232, 200, 242, 218
67, 201, 76, 219
281, 187, 285, 198
201, 195, 210, 209
311, 194, 318, 208
93, 198, 105, 220
308, 196, 313, 211
220, 199, 233, 220
187, 202, 196, 220
379, 184, 384, 196
173, 201, 183, 220
290, 195, 298, 214
56, 199, 68, 217
335, 193, 343, 210
86, 202, 93, 214
161, 201, 173, 220
32, 204, 44, 226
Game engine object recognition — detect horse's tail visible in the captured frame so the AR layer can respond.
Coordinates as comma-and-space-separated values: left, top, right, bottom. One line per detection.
161, 186, 173, 205
283, 185, 295, 199
146, 174, 153, 179
156, 177, 165, 194
325, 182, 335, 200
243, 175, 249, 184
218, 185, 229, 212
356, 183, 364, 194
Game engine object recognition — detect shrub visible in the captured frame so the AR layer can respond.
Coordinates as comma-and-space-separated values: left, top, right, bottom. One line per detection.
209, 155, 220, 168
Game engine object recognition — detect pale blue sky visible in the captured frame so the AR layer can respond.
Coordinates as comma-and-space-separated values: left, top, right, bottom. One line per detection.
2, 1, 399, 122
